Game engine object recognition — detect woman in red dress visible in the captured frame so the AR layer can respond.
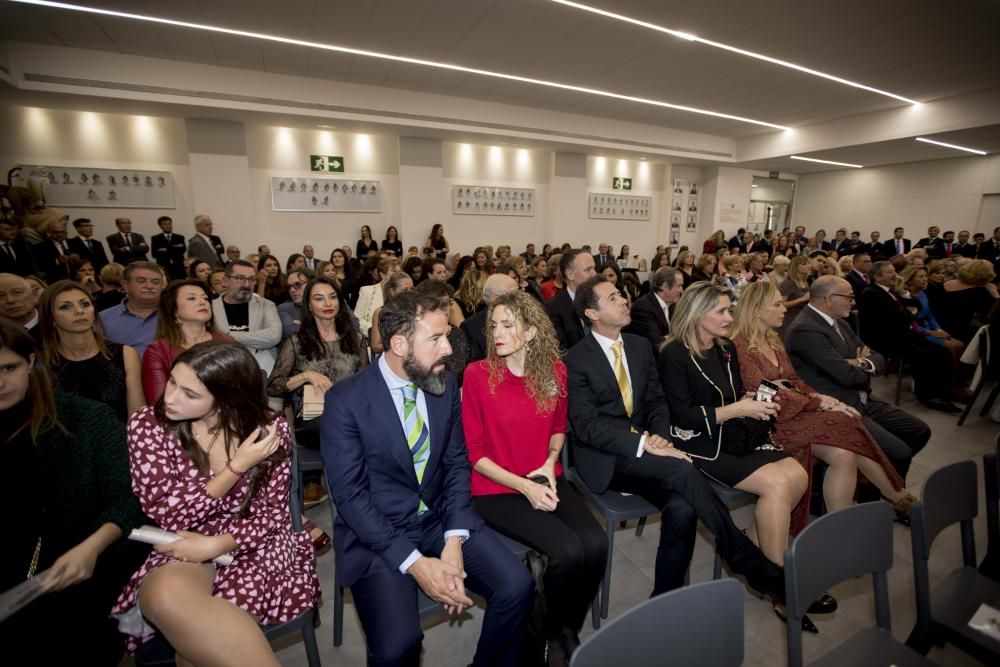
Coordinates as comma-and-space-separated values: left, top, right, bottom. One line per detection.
731, 281, 917, 527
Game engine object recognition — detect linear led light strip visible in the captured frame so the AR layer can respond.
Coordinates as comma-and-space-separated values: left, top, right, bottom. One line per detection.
10, 0, 790, 131
915, 137, 988, 155
548, 0, 920, 105
790, 155, 863, 168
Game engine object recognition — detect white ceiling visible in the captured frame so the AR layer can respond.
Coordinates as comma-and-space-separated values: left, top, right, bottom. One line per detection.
0, 0, 998, 166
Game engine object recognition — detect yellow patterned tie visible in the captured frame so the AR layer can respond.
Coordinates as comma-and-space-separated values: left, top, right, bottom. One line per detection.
611, 341, 633, 417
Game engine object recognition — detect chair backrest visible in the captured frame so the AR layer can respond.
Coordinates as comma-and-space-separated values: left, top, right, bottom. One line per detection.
571, 579, 744, 667
911, 460, 979, 563
784, 503, 894, 667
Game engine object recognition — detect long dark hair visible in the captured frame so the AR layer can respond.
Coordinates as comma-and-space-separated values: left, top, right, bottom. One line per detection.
297, 277, 361, 360
256, 254, 287, 291
154, 279, 219, 348
430, 223, 444, 241
153, 340, 281, 518
0, 317, 62, 441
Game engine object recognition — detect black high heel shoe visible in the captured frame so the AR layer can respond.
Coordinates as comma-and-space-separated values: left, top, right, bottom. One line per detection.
772, 603, 819, 634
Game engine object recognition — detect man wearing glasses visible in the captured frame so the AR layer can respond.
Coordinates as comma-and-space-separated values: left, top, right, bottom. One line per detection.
278, 268, 313, 339
784, 275, 930, 490
211, 259, 282, 373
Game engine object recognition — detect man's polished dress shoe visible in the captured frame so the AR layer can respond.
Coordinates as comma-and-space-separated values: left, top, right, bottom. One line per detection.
807, 593, 838, 614
745, 561, 785, 604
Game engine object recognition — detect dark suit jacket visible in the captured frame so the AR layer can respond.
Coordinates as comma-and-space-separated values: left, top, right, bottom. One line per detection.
844, 269, 870, 301
953, 242, 977, 259
460, 307, 488, 362
565, 333, 671, 493
834, 239, 858, 257
881, 238, 911, 257
625, 292, 670, 351
0, 237, 37, 277
106, 232, 149, 264
545, 289, 584, 351
33, 239, 75, 281
321, 363, 481, 586
186, 233, 226, 268
151, 233, 187, 279
784, 306, 883, 409
915, 236, 940, 250
857, 285, 914, 357
67, 236, 109, 273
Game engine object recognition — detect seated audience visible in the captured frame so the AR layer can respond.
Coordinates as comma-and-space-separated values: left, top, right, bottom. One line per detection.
415, 279, 472, 384
95, 262, 127, 311
355, 256, 402, 333
369, 271, 414, 355
934, 258, 998, 343
779, 255, 812, 331
277, 268, 314, 339
110, 341, 319, 661
899, 265, 965, 366
599, 260, 632, 306
285, 253, 305, 274
463, 290, 606, 664
256, 254, 288, 305
209, 267, 227, 298
858, 261, 959, 413
473, 246, 495, 274
142, 279, 233, 404
461, 273, 518, 363
691, 253, 717, 283
675, 250, 696, 286
40, 280, 143, 422
720, 255, 748, 298
70, 258, 100, 297
784, 275, 930, 486
449, 255, 477, 291
99, 261, 163, 357
187, 258, 213, 286
455, 268, 487, 319
546, 249, 597, 351
539, 253, 563, 301
703, 230, 727, 255
322, 290, 533, 666
731, 281, 917, 524
625, 266, 683, 350
0, 319, 147, 665
0, 274, 41, 343
211, 260, 282, 374
565, 275, 785, 609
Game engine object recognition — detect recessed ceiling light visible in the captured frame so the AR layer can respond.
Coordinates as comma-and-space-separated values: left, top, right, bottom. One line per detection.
751, 184, 758, 187
915, 137, 987, 155
790, 155, 863, 168
316, 124, 335, 129
547, 0, 919, 105
12, 0, 790, 131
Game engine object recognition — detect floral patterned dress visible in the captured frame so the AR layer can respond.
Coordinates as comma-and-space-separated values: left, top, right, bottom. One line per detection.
111, 407, 320, 651
732, 337, 903, 534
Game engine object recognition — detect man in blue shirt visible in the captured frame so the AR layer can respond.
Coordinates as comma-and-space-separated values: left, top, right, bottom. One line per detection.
99, 261, 162, 356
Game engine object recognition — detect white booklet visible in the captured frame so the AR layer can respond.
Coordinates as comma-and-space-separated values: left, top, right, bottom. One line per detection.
129, 525, 234, 566
0, 568, 51, 623
968, 602, 1000, 642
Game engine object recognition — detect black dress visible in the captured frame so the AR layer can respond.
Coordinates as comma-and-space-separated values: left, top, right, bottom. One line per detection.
356, 238, 379, 259
52, 342, 129, 422
381, 239, 403, 257
658, 340, 787, 487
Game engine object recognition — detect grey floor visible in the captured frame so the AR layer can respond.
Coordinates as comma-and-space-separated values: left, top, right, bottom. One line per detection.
223, 377, 1000, 666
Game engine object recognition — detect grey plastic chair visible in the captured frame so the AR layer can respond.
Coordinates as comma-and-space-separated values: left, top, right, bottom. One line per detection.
136, 446, 322, 667
958, 326, 998, 426
570, 579, 744, 667
561, 437, 658, 629
708, 480, 756, 580
784, 502, 933, 667
981, 435, 1000, 581
906, 460, 1000, 662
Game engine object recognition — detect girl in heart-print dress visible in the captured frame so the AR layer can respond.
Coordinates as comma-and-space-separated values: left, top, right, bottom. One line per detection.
111, 341, 319, 656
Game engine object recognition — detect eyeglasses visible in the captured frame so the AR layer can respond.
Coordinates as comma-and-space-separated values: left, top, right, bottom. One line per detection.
288, 281, 307, 290
830, 293, 855, 301
229, 275, 257, 284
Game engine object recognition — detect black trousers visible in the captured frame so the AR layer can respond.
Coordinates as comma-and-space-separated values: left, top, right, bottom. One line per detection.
474, 478, 607, 637
907, 335, 955, 401
609, 453, 768, 595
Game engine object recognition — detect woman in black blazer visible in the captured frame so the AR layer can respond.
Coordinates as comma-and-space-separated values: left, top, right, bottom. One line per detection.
356, 225, 379, 259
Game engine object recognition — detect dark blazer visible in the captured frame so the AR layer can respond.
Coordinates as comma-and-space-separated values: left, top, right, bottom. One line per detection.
914, 236, 940, 250
784, 306, 883, 409
321, 363, 481, 586
67, 236, 109, 274
881, 238, 911, 257
565, 332, 671, 493
106, 232, 149, 264
834, 239, 858, 257
953, 242, 977, 259
187, 233, 226, 268
0, 237, 38, 277
857, 284, 914, 357
844, 269, 871, 301
545, 289, 584, 351
625, 292, 670, 351
151, 233, 187, 279
33, 239, 75, 281
460, 307, 488, 362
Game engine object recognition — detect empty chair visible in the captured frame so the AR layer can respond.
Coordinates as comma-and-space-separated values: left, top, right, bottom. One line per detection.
982, 435, 1000, 581
571, 579, 744, 667
958, 326, 998, 426
906, 460, 1000, 662
561, 438, 658, 629
785, 502, 934, 667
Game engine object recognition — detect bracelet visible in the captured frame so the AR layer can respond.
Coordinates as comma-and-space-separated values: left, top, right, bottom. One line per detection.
225, 459, 250, 479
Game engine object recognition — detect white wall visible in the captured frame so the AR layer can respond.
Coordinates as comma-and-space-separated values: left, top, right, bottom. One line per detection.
793, 155, 1000, 238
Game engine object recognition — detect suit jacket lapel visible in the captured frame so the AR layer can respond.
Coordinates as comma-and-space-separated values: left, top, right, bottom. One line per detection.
585, 335, 631, 416
421, 389, 449, 490
623, 336, 644, 406
364, 366, 420, 482
651, 295, 669, 331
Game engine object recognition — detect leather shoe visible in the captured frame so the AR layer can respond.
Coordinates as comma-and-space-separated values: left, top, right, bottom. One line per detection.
807, 593, 838, 614
303, 482, 328, 508
773, 603, 818, 634
745, 561, 785, 604
919, 398, 961, 414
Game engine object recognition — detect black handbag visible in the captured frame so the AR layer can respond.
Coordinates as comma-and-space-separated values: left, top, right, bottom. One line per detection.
719, 416, 781, 458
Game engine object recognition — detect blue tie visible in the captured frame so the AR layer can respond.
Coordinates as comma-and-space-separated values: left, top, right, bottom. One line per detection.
402, 384, 430, 514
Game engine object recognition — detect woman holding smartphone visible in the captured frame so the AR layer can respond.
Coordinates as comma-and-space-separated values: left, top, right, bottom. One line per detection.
462, 291, 605, 666
730, 281, 917, 523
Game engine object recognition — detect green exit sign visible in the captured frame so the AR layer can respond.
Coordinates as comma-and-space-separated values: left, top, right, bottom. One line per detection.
769, 170, 780, 178
310, 155, 345, 172
612, 177, 632, 190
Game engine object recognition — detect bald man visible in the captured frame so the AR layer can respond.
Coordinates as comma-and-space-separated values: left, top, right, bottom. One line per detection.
461, 273, 518, 362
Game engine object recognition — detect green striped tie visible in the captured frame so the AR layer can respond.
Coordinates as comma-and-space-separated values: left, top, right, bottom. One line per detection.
402, 383, 430, 514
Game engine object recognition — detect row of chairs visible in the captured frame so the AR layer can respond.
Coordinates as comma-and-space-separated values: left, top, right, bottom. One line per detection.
571, 434, 1000, 666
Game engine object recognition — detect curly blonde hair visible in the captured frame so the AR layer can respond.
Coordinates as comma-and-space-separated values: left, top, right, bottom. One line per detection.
456, 269, 487, 312
485, 290, 565, 413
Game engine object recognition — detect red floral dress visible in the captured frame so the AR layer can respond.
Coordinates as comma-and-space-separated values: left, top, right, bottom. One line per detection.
732, 338, 903, 534
111, 407, 320, 651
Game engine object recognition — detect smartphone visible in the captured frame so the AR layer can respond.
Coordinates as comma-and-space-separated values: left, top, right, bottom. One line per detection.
526, 474, 551, 488
754, 379, 781, 402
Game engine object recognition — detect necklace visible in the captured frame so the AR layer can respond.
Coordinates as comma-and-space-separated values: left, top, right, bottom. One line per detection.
193, 424, 223, 455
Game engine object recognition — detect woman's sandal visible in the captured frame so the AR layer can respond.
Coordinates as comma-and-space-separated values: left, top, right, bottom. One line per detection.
302, 518, 332, 556
888, 491, 919, 527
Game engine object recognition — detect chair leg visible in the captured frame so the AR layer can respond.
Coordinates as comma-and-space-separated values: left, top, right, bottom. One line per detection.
591, 592, 600, 630
958, 378, 986, 425
713, 543, 723, 580
303, 612, 321, 667
980, 383, 999, 417
619, 520, 628, 528
600, 518, 616, 621
635, 516, 647, 537
905, 625, 936, 656
333, 585, 344, 647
